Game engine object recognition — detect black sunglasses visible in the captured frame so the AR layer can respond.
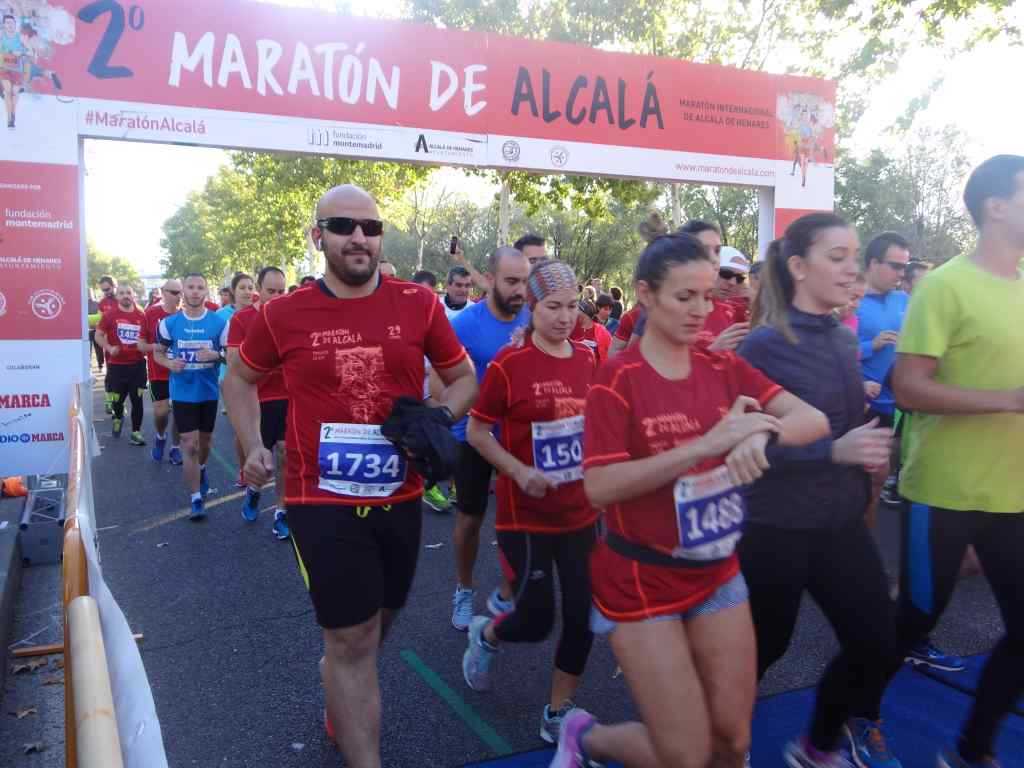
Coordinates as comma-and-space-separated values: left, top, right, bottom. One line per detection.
316, 217, 384, 237
719, 269, 746, 284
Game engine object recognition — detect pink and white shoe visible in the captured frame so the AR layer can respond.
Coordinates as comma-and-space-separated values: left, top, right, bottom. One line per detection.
548, 708, 597, 768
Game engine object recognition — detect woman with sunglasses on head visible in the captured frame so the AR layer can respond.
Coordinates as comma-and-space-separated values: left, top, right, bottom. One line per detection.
736, 213, 905, 768
461, 260, 600, 744
549, 233, 828, 768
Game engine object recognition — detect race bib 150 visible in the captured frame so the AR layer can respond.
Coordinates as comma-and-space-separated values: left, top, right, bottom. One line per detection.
531, 415, 584, 485
318, 422, 407, 498
672, 466, 745, 562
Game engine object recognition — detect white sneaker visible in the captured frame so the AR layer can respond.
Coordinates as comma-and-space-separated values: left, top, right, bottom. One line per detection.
451, 586, 475, 631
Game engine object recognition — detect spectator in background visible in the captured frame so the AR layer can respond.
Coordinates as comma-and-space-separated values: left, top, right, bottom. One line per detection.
581, 285, 598, 303
513, 234, 549, 267
595, 293, 617, 334
902, 260, 932, 294
749, 260, 765, 298
288, 284, 299, 293
608, 285, 625, 319
575, 298, 612, 363
413, 270, 438, 289
444, 266, 473, 319
379, 261, 397, 278
300, 275, 317, 287
219, 286, 233, 307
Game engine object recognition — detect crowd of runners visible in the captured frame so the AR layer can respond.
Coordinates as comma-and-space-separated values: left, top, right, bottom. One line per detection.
90, 154, 1024, 768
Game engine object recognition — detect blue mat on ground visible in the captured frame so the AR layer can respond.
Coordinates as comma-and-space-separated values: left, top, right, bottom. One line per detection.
913, 653, 1024, 717
463, 661, 1024, 767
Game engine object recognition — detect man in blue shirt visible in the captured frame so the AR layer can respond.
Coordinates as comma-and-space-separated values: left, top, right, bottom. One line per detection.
856, 232, 911, 424
449, 246, 531, 631
155, 273, 229, 520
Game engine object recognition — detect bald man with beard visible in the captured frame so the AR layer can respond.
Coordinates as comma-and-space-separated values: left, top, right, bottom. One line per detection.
223, 185, 477, 766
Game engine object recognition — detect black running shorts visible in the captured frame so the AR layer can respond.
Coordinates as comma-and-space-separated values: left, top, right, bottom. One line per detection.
288, 499, 423, 629
172, 400, 218, 434
453, 440, 493, 518
259, 399, 288, 450
149, 380, 170, 403
106, 362, 147, 396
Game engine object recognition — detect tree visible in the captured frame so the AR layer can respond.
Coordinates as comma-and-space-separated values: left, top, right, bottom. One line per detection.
160, 153, 433, 280
835, 126, 975, 264
675, 185, 759, 258
87, 240, 141, 294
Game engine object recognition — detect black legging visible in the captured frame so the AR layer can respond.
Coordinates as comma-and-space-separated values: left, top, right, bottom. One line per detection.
111, 385, 143, 432
895, 503, 1024, 761
738, 516, 902, 751
492, 526, 595, 677
89, 330, 104, 369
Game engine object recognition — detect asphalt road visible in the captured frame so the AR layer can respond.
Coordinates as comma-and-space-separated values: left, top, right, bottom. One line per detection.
73, 368, 1004, 768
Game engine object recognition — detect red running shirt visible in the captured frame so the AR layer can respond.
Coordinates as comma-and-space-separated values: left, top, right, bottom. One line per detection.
583, 344, 782, 621
98, 296, 118, 315
570, 318, 613, 364
471, 335, 598, 533
613, 305, 643, 342
141, 304, 174, 381
227, 304, 287, 402
239, 279, 467, 507
698, 298, 749, 348
97, 306, 146, 366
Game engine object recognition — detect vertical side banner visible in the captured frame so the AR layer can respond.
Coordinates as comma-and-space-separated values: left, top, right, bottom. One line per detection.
0, 97, 83, 476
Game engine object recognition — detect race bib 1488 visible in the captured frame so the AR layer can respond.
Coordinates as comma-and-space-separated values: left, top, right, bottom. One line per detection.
672, 466, 745, 562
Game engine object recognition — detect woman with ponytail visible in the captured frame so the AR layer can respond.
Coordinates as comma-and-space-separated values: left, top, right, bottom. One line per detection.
738, 213, 905, 768
548, 233, 828, 768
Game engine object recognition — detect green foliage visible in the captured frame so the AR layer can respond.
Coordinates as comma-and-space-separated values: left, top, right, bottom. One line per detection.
160, 153, 432, 280
87, 240, 141, 294
676, 185, 760, 259
835, 126, 975, 265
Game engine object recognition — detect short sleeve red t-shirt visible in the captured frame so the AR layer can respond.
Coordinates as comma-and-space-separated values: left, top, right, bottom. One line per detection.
141, 304, 173, 381
98, 307, 146, 365
613, 305, 643, 342
98, 296, 118, 315
583, 344, 782, 621
698, 298, 750, 348
470, 336, 597, 533
570, 318, 612, 365
239, 278, 467, 507
227, 304, 287, 402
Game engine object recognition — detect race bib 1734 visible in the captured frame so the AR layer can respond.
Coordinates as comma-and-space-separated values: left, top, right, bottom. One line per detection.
318, 422, 407, 498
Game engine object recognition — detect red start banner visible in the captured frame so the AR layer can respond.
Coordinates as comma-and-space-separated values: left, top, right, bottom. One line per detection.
13, 1, 834, 189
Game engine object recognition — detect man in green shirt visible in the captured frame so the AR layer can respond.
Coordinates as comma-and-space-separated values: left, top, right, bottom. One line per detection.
890, 154, 1024, 768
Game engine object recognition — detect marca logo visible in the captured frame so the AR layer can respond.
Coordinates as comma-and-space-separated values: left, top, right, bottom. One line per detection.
0, 431, 64, 444
308, 127, 330, 147
0, 393, 52, 408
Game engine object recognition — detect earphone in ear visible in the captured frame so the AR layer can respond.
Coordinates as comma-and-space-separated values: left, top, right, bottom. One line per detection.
316, 238, 324, 252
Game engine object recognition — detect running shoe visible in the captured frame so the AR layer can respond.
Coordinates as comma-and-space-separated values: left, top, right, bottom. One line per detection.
880, 475, 900, 506
189, 497, 206, 521
462, 615, 497, 691
487, 587, 515, 616
548, 708, 597, 768
129, 431, 146, 446
200, 466, 210, 497
423, 485, 451, 512
541, 700, 576, 744
234, 469, 247, 488
241, 488, 260, 522
844, 718, 902, 768
784, 737, 855, 768
168, 445, 183, 465
152, 435, 166, 462
272, 510, 290, 540
937, 746, 1001, 768
451, 586, 475, 631
447, 483, 458, 504
112, 418, 122, 438
905, 639, 965, 672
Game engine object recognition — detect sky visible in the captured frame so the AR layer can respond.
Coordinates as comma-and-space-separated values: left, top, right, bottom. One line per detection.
83, 1, 1024, 277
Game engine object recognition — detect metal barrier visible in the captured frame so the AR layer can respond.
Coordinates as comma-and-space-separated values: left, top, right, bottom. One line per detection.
62, 386, 124, 768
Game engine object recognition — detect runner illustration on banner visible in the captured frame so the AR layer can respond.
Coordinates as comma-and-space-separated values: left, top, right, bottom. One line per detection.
1, 0, 74, 129
778, 92, 835, 189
